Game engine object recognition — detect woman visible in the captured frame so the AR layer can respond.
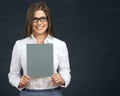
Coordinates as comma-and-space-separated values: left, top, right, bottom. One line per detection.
8, 1, 71, 96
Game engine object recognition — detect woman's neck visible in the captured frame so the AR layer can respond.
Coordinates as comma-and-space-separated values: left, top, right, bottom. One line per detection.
33, 32, 48, 44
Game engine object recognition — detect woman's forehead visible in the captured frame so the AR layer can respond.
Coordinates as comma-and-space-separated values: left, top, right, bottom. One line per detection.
34, 10, 46, 17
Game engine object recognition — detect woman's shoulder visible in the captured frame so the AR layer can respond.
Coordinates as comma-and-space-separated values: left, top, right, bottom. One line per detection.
15, 37, 30, 45
52, 37, 66, 47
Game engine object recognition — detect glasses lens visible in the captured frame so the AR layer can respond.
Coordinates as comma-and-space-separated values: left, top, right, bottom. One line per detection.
40, 17, 47, 22
33, 17, 47, 23
33, 18, 38, 23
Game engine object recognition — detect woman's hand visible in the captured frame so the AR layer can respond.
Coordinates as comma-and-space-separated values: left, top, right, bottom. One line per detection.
18, 75, 30, 88
51, 73, 65, 86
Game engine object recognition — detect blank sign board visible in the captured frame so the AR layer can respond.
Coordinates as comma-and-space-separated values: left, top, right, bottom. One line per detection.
27, 44, 53, 77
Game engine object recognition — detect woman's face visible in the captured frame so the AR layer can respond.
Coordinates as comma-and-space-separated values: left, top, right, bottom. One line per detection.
32, 10, 48, 35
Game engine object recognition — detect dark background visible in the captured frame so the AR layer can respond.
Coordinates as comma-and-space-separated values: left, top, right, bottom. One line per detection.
0, 0, 120, 96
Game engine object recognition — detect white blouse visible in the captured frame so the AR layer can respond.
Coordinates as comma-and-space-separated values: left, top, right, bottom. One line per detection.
8, 34, 71, 90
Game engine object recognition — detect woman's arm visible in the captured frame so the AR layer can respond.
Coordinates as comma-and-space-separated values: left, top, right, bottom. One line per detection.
51, 42, 71, 87
8, 41, 22, 88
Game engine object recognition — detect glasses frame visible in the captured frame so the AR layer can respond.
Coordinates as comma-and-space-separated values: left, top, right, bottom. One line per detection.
32, 17, 48, 23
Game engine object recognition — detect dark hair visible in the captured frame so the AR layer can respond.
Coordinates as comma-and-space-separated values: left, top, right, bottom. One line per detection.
24, 1, 55, 37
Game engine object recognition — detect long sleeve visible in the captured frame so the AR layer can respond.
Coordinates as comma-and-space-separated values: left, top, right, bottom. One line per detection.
8, 41, 21, 89
58, 42, 71, 88
8, 36, 71, 90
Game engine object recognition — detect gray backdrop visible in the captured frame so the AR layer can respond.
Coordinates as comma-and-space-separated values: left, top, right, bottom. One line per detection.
0, 0, 120, 96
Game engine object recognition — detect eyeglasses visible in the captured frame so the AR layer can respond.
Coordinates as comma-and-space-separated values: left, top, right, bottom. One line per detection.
32, 17, 48, 23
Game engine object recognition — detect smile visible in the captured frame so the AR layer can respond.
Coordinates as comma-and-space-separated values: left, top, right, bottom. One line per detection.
35, 26, 44, 30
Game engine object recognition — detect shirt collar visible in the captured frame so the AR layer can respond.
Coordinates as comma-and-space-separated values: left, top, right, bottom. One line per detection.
30, 34, 53, 43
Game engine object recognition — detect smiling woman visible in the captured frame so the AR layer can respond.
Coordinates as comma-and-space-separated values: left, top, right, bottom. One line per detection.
8, 1, 71, 96
32, 10, 48, 43
25, 1, 55, 38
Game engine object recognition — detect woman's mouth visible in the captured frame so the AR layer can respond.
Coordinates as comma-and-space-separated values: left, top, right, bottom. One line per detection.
36, 26, 43, 30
